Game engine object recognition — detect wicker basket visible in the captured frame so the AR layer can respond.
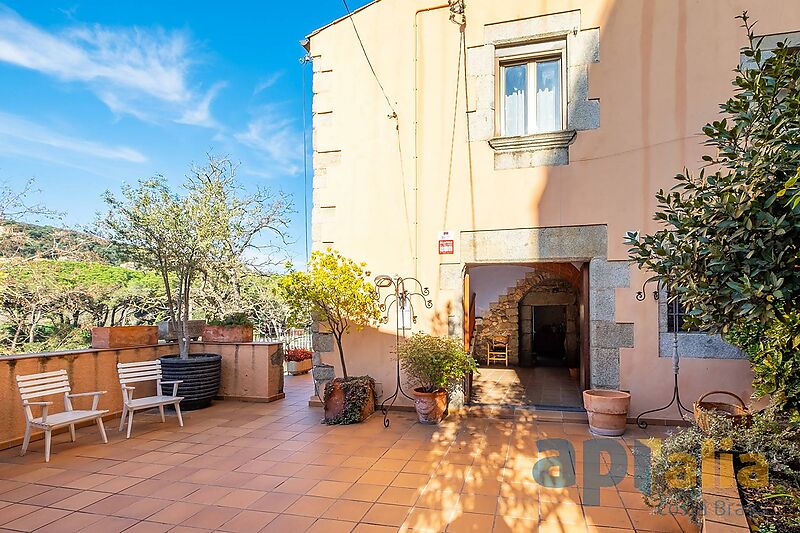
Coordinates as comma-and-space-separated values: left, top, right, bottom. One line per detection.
693, 391, 752, 432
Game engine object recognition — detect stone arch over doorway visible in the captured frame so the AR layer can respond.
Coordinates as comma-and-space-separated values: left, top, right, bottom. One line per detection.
473, 266, 580, 367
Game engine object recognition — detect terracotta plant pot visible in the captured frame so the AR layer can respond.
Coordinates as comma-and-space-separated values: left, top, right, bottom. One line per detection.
323, 377, 375, 424
583, 389, 631, 437
287, 359, 312, 375
412, 387, 448, 424
91, 326, 158, 349
201, 325, 254, 343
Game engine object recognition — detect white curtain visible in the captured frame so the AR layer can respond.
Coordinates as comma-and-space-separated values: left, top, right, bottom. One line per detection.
503, 64, 527, 136
535, 60, 561, 133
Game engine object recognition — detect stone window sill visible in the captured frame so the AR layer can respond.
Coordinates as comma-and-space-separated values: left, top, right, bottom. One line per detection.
488, 130, 576, 152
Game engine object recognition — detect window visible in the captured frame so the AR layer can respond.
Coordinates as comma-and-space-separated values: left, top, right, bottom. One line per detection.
666, 295, 700, 333
499, 41, 565, 137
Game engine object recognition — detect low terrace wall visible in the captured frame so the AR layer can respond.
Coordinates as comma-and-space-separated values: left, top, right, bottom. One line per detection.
0, 341, 284, 450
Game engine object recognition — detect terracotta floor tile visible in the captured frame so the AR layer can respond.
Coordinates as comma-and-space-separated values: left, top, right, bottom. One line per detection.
123, 521, 174, 533
81, 493, 138, 515
392, 473, 430, 489
242, 474, 287, 491
446, 512, 496, 532
6, 505, 70, 530
0, 483, 51, 502
147, 501, 206, 524
322, 499, 371, 522
458, 493, 498, 515
248, 491, 301, 513
307, 480, 352, 498
340, 483, 386, 503
214, 488, 266, 509
20, 486, 79, 506
378, 486, 421, 506
583, 505, 634, 529
182, 505, 241, 529
492, 515, 539, 533
286, 495, 335, 518
260, 513, 315, 533
626, 509, 682, 532
114, 497, 172, 519
403, 507, 453, 532
218, 509, 278, 532
76, 515, 138, 533
182, 486, 232, 505
358, 470, 397, 486
362, 503, 411, 527
33, 511, 105, 533
273, 477, 318, 494
351, 523, 399, 532
307, 518, 356, 533
0, 503, 38, 526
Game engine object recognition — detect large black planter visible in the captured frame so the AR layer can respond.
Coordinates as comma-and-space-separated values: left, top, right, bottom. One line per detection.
159, 353, 222, 410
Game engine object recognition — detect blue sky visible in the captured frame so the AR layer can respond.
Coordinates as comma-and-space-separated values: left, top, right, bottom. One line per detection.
0, 1, 371, 266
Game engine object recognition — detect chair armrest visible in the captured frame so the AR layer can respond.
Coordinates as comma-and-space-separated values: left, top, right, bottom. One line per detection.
23, 401, 53, 423
68, 391, 107, 410
161, 380, 183, 397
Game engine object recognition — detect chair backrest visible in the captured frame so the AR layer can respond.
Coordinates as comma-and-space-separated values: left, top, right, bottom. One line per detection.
117, 360, 162, 386
16, 370, 72, 402
491, 336, 508, 347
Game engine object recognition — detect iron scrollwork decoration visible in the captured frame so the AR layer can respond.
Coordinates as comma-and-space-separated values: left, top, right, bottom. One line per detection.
634, 274, 691, 429
373, 275, 433, 428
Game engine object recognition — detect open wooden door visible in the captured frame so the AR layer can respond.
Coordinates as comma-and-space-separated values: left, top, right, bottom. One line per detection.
463, 270, 475, 405
580, 262, 591, 391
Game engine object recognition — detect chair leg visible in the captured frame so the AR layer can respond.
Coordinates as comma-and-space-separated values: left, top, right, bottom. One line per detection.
69, 424, 76, 442
96, 417, 108, 444
119, 406, 127, 432
174, 403, 184, 427
20, 425, 31, 456
159, 405, 165, 423
44, 429, 52, 462
126, 410, 134, 439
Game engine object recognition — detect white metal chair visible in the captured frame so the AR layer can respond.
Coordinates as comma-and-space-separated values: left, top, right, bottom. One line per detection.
16, 370, 108, 462
117, 360, 184, 438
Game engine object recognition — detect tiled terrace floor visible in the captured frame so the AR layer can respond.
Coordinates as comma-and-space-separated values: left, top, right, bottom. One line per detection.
471, 367, 584, 409
0, 374, 696, 533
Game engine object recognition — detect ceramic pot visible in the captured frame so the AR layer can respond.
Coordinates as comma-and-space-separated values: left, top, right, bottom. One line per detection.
583, 389, 631, 437
412, 388, 448, 424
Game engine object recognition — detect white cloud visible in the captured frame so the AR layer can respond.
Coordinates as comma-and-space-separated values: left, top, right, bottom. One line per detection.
253, 72, 283, 95
0, 6, 222, 126
0, 111, 146, 163
234, 108, 304, 177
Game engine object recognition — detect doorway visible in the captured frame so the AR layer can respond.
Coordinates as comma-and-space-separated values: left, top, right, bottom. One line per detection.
466, 263, 586, 410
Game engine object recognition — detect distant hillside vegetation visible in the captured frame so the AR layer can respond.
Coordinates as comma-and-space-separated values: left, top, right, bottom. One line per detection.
0, 221, 125, 265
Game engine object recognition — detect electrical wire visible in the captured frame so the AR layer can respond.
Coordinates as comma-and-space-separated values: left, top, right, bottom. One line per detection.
341, 0, 396, 115
442, 28, 465, 229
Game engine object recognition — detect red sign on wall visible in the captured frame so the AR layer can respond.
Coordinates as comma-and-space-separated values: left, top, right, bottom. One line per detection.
438, 231, 454, 255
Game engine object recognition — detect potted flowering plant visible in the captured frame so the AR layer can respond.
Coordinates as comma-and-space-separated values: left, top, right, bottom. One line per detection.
285, 348, 312, 375
398, 333, 477, 424
202, 312, 254, 343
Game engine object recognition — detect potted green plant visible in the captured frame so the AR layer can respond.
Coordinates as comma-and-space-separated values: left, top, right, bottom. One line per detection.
285, 347, 312, 375
281, 249, 381, 424
100, 156, 290, 410
398, 332, 477, 424
202, 312, 254, 343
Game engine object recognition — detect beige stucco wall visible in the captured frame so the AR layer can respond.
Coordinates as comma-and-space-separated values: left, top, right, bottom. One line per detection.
308, 0, 797, 416
0, 341, 283, 450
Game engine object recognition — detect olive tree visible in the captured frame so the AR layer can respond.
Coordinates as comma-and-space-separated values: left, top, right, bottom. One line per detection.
281, 250, 380, 377
99, 155, 291, 358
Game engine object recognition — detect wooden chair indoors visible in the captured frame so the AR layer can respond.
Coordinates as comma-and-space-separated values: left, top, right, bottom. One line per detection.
487, 335, 509, 366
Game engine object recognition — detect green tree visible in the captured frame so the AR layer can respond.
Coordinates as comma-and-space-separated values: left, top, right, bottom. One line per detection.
625, 14, 800, 332
281, 250, 380, 377
99, 155, 291, 359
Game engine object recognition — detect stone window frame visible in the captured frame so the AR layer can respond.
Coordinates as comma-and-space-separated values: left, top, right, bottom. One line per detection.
740, 30, 800, 70
467, 10, 600, 169
495, 38, 568, 138
657, 289, 744, 360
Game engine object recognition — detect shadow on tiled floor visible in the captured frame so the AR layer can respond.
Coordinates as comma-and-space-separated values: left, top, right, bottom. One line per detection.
471, 366, 583, 409
0, 373, 696, 532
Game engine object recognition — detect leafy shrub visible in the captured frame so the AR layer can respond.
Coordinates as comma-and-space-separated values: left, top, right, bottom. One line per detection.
207, 312, 253, 327
727, 309, 800, 420
285, 348, 312, 362
639, 409, 800, 523
397, 333, 477, 393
